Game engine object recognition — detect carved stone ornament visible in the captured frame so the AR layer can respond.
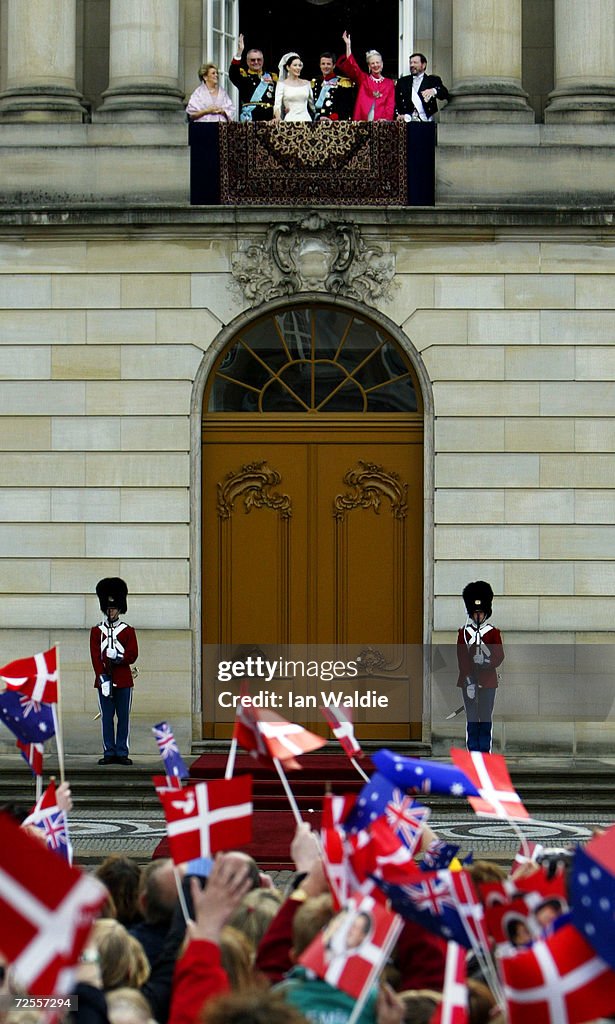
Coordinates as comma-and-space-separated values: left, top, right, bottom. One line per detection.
217, 461, 292, 520
334, 460, 408, 521
231, 212, 395, 306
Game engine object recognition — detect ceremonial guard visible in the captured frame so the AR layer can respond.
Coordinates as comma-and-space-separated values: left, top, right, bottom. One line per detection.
456, 581, 504, 753
229, 34, 277, 122
311, 52, 355, 122
91, 577, 138, 765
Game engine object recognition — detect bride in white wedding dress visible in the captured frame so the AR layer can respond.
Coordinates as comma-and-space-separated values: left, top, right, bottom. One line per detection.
274, 52, 314, 121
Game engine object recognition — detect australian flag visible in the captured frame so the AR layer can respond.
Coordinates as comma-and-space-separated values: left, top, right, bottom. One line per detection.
39, 810, 72, 863
344, 773, 429, 854
22, 781, 72, 863
421, 838, 462, 871
152, 721, 189, 779
374, 870, 474, 948
0, 690, 55, 745
372, 748, 479, 798
571, 834, 615, 970
344, 772, 401, 832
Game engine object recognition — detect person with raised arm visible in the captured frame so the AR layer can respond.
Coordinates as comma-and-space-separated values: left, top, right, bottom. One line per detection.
228, 34, 277, 122
336, 31, 395, 121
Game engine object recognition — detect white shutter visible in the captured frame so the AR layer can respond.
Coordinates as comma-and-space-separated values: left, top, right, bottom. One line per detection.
204, 0, 238, 91
398, 0, 414, 77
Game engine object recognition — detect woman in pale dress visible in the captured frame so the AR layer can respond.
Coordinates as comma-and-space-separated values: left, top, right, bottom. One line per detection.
273, 53, 314, 121
186, 63, 235, 122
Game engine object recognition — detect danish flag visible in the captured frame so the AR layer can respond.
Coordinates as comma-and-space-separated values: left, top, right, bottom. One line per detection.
450, 749, 530, 820
159, 775, 253, 865
17, 739, 44, 777
320, 705, 362, 758
152, 774, 183, 798
300, 894, 403, 1001
431, 941, 468, 1024
322, 792, 357, 830
0, 647, 58, 704
499, 922, 615, 1024
0, 812, 107, 995
233, 701, 325, 766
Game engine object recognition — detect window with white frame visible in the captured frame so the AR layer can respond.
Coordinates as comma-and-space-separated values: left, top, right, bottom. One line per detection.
204, 0, 238, 91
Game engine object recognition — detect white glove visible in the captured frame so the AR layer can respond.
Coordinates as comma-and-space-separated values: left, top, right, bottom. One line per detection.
473, 650, 484, 665
106, 647, 118, 661
466, 683, 476, 700
100, 676, 111, 698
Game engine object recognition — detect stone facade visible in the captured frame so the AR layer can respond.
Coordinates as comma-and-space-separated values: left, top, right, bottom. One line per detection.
0, 207, 614, 755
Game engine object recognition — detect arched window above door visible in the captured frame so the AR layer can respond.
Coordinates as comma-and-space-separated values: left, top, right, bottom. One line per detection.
207, 306, 420, 413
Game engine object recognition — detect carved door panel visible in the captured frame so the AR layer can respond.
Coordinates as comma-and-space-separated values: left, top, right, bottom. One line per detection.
203, 439, 309, 648
313, 430, 423, 740
202, 417, 422, 738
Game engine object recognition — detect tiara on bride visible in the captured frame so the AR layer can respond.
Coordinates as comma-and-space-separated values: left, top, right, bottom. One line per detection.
278, 51, 301, 78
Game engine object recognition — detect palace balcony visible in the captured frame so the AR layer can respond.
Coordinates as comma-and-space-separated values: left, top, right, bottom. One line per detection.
0, 119, 614, 209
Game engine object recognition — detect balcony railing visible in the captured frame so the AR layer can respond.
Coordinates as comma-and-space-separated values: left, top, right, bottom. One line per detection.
189, 121, 436, 206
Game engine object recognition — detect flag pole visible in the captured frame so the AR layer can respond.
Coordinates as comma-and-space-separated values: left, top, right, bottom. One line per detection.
346, 915, 403, 1024
452, 875, 504, 1007
507, 816, 531, 859
173, 867, 191, 925
273, 757, 303, 826
225, 737, 237, 779
53, 643, 65, 785
35, 773, 42, 801
350, 756, 370, 783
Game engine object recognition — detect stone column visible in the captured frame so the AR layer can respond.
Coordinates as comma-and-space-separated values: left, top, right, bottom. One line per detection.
0, 0, 87, 122
545, 0, 615, 122
440, 0, 534, 122
95, 0, 184, 121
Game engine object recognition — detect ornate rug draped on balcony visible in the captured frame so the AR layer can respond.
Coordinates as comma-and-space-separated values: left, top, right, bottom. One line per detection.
219, 121, 408, 206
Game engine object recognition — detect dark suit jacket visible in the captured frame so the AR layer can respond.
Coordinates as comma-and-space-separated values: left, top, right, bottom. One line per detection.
395, 72, 449, 119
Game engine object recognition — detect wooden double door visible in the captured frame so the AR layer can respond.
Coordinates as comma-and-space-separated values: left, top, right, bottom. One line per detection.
202, 415, 424, 739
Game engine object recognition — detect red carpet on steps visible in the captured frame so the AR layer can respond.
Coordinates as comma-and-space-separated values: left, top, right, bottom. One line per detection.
153, 752, 372, 870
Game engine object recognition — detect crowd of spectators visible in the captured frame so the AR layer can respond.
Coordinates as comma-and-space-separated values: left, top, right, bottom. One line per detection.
4, 785, 605, 1024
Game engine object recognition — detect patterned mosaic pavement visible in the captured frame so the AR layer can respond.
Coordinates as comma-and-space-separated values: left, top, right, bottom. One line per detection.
65, 806, 604, 866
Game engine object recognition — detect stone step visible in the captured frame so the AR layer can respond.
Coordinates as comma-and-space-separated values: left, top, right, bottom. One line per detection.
2, 759, 615, 816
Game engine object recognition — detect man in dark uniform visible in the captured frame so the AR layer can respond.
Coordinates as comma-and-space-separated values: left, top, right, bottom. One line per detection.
395, 52, 449, 121
91, 577, 138, 765
311, 51, 356, 122
456, 581, 504, 753
228, 33, 277, 122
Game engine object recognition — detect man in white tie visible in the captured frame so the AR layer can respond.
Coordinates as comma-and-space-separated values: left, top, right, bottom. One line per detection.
395, 52, 449, 122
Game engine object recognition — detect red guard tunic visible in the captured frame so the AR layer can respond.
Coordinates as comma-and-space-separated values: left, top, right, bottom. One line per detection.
456, 620, 504, 689
90, 619, 138, 690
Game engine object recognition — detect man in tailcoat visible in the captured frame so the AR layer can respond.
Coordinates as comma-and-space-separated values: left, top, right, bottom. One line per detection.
395, 52, 449, 121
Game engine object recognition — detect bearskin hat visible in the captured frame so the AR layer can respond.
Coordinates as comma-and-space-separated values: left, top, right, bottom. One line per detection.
462, 580, 493, 619
96, 577, 128, 615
